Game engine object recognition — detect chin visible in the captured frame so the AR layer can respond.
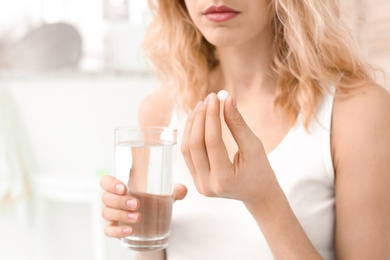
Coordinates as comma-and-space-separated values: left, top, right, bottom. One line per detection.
203, 31, 242, 48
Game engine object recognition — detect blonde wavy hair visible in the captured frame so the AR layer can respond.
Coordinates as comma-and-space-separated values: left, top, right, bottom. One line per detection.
143, 0, 374, 127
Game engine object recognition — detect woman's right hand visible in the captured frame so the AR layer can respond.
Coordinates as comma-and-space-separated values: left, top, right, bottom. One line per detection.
100, 175, 188, 238
100, 175, 141, 237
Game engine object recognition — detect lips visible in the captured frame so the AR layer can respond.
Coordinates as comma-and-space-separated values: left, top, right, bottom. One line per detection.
203, 5, 239, 14
203, 5, 240, 22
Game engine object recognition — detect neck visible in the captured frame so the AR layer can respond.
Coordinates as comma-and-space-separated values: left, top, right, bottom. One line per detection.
213, 31, 277, 99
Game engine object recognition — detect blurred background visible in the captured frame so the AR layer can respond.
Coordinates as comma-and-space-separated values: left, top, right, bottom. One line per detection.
0, 0, 389, 260
0, 1, 152, 260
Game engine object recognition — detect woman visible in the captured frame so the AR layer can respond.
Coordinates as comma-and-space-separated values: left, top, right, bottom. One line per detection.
100, 0, 390, 259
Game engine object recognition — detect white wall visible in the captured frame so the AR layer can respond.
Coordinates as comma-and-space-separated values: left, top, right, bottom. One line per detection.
8, 72, 155, 177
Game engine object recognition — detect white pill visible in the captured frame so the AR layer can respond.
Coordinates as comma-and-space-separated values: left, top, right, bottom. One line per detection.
217, 90, 229, 102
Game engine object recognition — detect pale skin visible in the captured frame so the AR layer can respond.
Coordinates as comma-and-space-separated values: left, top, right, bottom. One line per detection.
100, 0, 390, 259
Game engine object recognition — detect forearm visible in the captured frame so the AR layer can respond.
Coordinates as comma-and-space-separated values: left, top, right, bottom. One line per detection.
245, 184, 323, 260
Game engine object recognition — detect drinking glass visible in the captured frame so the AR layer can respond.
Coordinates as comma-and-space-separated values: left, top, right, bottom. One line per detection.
114, 126, 177, 251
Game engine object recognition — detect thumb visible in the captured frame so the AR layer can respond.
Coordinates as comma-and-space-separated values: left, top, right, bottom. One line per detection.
173, 183, 188, 201
223, 94, 261, 154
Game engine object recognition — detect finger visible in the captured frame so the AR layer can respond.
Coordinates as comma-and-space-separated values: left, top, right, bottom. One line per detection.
102, 191, 139, 211
100, 175, 127, 195
188, 94, 213, 175
173, 183, 188, 201
181, 101, 202, 178
223, 94, 263, 155
104, 222, 133, 238
204, 92, 231, 171
102, 206, 141, 224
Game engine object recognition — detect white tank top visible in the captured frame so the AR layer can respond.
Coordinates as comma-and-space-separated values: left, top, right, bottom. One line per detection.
167, 91, 336, 260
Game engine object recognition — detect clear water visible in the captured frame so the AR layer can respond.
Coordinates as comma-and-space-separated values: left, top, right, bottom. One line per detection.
115, 140, 176, 195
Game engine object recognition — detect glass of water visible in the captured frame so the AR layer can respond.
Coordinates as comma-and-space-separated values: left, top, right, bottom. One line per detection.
114, 126, 177, 251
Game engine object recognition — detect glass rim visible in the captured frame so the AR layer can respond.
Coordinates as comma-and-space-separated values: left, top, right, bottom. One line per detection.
114, 126, 177, 133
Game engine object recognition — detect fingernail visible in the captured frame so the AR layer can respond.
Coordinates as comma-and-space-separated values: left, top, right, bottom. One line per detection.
203, 93, 214, 104
127, 212, 139, 221
122, 227, 132, 234
115, 184, 125, 193
126, 199, 137, 209
194, 101, 202, 111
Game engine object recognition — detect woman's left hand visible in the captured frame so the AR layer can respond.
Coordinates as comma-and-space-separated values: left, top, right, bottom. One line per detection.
181, 92, 277, 205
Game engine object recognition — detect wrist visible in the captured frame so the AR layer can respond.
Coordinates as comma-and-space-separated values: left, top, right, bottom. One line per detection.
243, 179, 289, 226
136, 249, 166, 260
243, 175, 285, 217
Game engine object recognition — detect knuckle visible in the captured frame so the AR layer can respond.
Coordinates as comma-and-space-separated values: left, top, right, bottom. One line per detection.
101, 207, 110, 220
196, 183, 215, 197
99, 176, 108, 189
213, 184, 225, 196
99, 177, 105, 189
188, 138, 203, 151
227, 110, 246, 128
101, 192, 110, 206
101, 207, 122, 223
212, 180, 227, 196
104, 225, 122, 238
201, 188, 215, 197
234, 114, 246, 127
205, 135, 219, 148
102, 192, 120, 209
181, 142, 190, 156
103, 192, 133, 211
103, 226, 112, 237
99, 175, 114, 190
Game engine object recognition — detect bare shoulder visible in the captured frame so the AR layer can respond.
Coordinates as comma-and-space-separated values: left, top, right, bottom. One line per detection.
138, 88, 174, 127
333, 83, 390, 118
332, 84, 390, 258
332, 83, 390, 169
